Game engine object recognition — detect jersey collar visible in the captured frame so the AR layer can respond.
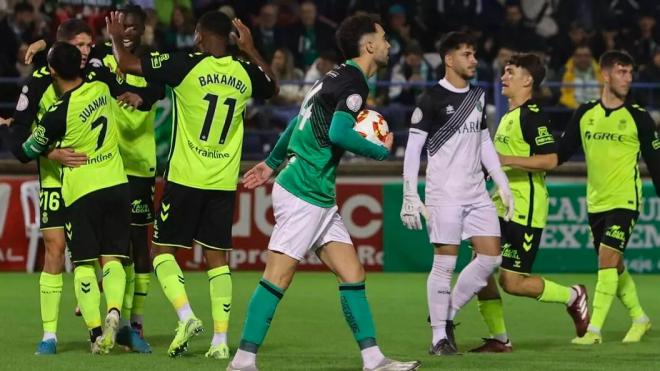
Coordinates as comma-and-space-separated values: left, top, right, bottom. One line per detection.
439, 78, 469, 93
345, 59, 368, 83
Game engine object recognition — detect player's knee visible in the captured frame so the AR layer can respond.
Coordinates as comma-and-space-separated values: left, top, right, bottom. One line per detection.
597, 246, 621, 268
476, 253, 502, 272
43, 232, 65, 253
499, 272, 523, 295
337, 264, 365, 284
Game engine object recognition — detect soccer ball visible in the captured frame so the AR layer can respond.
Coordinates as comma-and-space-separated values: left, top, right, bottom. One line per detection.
354, 109, 389, 145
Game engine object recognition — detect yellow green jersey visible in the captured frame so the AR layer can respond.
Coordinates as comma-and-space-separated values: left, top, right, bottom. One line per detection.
558, 100, 660, 213
492, 101, 556, 228
140, 51, 276, 190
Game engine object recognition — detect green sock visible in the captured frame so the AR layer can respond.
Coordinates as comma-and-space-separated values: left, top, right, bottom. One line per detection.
74, 264, 102, 329
122, 263, 135, 322
477, 299, 507, 340
102, 260, 126, 313
538, 278, 572, 304
617, 269, 647, 321
239, 278, 284, 353
339, 281, 377, 349
132, 273, 151, 323
39, 272, 63, 335
153, 254, 190, 312
590, 268, 619, 331
208, 266, 232, 335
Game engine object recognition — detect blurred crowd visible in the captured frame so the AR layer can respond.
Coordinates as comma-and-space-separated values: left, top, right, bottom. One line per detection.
1, 0, 660, 131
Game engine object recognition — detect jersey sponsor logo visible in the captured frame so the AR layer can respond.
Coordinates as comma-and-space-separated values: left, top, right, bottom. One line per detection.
411, 107, 423, 125
457, 121, 480, 134
494, 134, 509, 144
652, 138, 660, 150
150, 53, 170, 69
527, 104, 540, 113
32, 125, 48, 146
605, 225, 626, 242
445, 104, 455, 115
198, 73, 248, 94
534, 126, 555, 146
584, 131, 624, 142
86, 152, 113, 165
346, 94, 362, 112
131, 199, 150, 215
15, 93, 29, 111
187, 139, 231, 159
79, 95, 108, 123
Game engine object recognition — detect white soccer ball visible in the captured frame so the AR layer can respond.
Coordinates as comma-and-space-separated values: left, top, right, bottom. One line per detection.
354, 109, 389, 145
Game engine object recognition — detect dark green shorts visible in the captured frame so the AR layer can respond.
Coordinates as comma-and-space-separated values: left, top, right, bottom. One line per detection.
39, 187, 65, 230
499, 218, 543, 274
588, 209, 639, 253
128, 176, 155, 226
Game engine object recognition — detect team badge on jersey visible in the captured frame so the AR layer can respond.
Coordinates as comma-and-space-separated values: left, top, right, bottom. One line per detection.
411, 107, 423, 125
346, 94, 362, 112
445, 105, 455, 115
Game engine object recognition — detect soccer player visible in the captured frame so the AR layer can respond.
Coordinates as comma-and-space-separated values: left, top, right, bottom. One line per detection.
469, 53, 589, 353
3, 42, 143, 354
106, 11, 276, 358
400, 31, 513, 356
92, 5, 164, 352
557, 50, 658, 345
228, 15, 420, 371
1, 19, 115, 355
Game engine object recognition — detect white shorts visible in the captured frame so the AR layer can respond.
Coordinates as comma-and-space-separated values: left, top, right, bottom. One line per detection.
427, 202, 500, 245
268, 183, 353, 261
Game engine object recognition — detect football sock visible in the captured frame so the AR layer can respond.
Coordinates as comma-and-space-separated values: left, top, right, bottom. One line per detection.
450, 254, 502, 319
589, 268, 618, 333
428, 255, 456, 343
617, 268, 647, 321
208, 265, 232, 345
153, 253, 194, 321
537, 278, 572, 305
39, 272, 63, 337
239, 278, 284, 353
102, 260, 126, 314
74, 264, 102, 329
121, 263, 135, 326
477, 298, 508, 342
131, 273, 151, 325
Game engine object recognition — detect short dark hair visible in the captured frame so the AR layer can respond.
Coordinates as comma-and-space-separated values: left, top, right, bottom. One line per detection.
120, 4, 147, 25
507, 53, 546, 88
196, 11, 232, 39
335, 14, 381, 60
599, 50, 635, 70
438, 31, 476, 62
56, 19, 92, 42
47, 42, 81, 80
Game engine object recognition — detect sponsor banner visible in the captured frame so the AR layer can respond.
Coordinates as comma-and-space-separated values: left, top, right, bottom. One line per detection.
0, 178, 383, 271
382, 182, 660, 273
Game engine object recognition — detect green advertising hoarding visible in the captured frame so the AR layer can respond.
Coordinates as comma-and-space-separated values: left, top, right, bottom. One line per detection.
383, 181, 660, 273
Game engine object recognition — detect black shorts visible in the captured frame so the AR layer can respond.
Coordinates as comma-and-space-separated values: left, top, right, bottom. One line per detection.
39, 187, 66, 230
499, 218, 543, 274
153, 181, 235, 250
128, 176, 155, 226
588, 209, 639, 253
66, 183, 131, 263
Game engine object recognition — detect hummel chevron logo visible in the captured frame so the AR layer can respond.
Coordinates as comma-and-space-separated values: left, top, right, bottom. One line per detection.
177, 275, 185, 284
160, 203, 170, 221
65, 222, 73, 240
223, 303, 231, 313
524, 233, 534, 242
81, 281, 91, 293
162, 203, 171, 212
103, 269, 110, 277
523, 242, 533, 252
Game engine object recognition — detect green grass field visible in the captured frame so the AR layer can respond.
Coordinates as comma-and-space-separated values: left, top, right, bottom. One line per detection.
0, 272, 658, 370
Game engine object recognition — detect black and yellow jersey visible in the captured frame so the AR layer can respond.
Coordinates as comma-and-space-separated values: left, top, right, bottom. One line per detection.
558, 100, 660, 213
492, 101, 556, 228
140, 51, 276, 190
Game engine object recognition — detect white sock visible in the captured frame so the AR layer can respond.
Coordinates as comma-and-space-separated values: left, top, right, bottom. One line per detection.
361, 345, 385, 369
212, 332, 227, 346
130, 314, 143, 325
232, 349, 257, 367
428, 254, 457, 345
567, 287, 578, 306
176, 304, 194, 322
493, 333, 508, 343
587, 324, 601, 334
450, 254, 502, 318
42, 332, 57, 342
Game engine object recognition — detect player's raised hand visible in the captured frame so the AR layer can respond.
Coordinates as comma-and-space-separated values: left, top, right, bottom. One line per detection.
242, 161, 273, 189
105, 11, 125, 41
230, 18, 256, 53
25, 39, 47, 64
47, 148, 88, 167
382, 132, 394, 152
116, 92, 143, 110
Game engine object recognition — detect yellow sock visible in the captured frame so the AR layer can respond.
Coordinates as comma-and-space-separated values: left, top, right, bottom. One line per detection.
617, 269, 647, 321
477, 299, 507, 339
74, 264, 102, 329
102, 260, 126, 313
132, 273, 151, 323
122, 263, 135, 321
153, 254, 192, 317
538, 278, 572, 304
590, 268, 618, 331
208, 266, 232, 336
39, 272, 63, 334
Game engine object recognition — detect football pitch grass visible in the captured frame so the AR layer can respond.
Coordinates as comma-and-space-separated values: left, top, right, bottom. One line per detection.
0, 272, 658, 370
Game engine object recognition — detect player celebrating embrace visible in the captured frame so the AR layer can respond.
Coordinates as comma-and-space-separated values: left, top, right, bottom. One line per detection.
229, 14, 420, 371
400, 31, 513, 355
471, 53, 589, 353
558, 51, 658, 345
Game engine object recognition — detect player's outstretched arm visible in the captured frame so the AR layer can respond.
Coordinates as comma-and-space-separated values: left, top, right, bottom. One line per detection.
328, 111, 391, 160
481, 129, 514, 221
243, 162, 274, 189
25, 39, 47, 64
106, 11, 143, 75
231, 18, 279, 96
499, 153, 558, 172
400, 128, 429, 230
557, 103, 591, 165
264, 116, 298, 170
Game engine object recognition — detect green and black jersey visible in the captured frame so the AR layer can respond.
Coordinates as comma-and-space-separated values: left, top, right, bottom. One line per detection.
93, 42, 164, 178
558, 100, 660, 213
493, 101, 556, 228
140, 51, 276, 190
